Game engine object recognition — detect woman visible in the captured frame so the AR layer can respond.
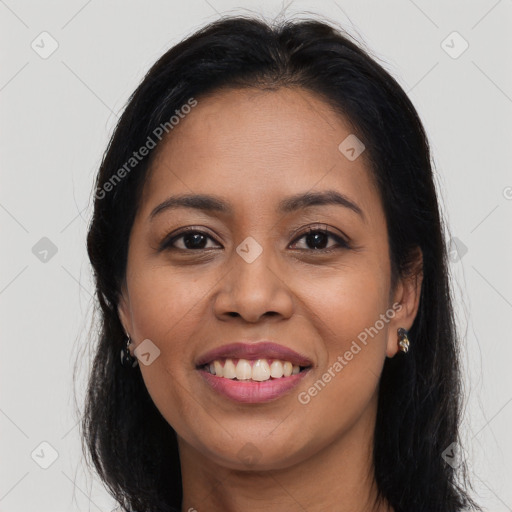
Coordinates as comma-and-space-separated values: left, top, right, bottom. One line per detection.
82, 14, 481, 512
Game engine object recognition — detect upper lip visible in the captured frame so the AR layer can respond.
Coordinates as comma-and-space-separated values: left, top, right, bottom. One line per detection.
195, 341, 313, 368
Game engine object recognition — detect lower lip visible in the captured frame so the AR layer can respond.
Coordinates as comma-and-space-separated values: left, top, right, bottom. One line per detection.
197, 368, 311, 403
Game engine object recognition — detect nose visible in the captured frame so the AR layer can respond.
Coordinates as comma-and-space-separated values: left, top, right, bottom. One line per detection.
213, 243, 294, 323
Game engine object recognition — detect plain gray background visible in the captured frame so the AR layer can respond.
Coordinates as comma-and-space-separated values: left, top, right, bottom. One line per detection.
1, 1, 511, 511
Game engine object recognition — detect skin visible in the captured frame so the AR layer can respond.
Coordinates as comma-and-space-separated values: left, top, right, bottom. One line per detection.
117, 86, 423, 512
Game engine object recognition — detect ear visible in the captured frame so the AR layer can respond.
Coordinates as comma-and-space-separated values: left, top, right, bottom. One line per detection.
117, 281, 132, 338
386, 247, 424, 358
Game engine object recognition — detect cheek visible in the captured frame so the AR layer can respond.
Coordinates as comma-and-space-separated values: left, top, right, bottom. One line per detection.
126, 263, 216, 343
291, 280, 387, 441
297, 261, 389, 394
124, 267, 210, 433
124, 265, 217, 419
302, 256, 390, 344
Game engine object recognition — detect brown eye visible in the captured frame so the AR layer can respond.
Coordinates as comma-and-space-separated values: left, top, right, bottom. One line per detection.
160, 228, 221, 251
289, 227, 349, 252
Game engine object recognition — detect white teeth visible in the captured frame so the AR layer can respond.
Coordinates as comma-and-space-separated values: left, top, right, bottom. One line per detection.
270, 360, 284, 378
252, 360, 270, 381
235, 359, 252, 380
223, 359, 237, 379
205, 358, 304, 381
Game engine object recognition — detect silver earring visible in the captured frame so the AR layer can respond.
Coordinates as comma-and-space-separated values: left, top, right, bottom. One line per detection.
120, 333, 138, 368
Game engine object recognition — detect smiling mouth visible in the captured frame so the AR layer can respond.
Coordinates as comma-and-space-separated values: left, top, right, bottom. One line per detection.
198, 357, 311, 382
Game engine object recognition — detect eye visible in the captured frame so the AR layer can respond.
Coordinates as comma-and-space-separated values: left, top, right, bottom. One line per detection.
159, 227, 221, 251
289, 225, 350, 252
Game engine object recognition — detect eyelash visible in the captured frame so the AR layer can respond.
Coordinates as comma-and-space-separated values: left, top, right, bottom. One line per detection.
159, 224, 350, 253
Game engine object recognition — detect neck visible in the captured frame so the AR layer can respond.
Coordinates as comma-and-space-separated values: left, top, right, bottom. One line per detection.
178, 393, 393, 512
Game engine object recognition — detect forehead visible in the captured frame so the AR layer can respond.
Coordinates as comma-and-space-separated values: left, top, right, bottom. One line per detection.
140, 86, 381, 224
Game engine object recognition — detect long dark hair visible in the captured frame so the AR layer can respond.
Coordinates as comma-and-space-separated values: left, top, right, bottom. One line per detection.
80, 14, 481, 512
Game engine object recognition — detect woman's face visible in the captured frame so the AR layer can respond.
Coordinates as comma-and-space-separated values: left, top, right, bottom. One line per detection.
118, 86, 421, 470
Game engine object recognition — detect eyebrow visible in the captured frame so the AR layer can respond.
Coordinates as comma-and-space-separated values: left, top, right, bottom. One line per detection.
149, 190, 365, 222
